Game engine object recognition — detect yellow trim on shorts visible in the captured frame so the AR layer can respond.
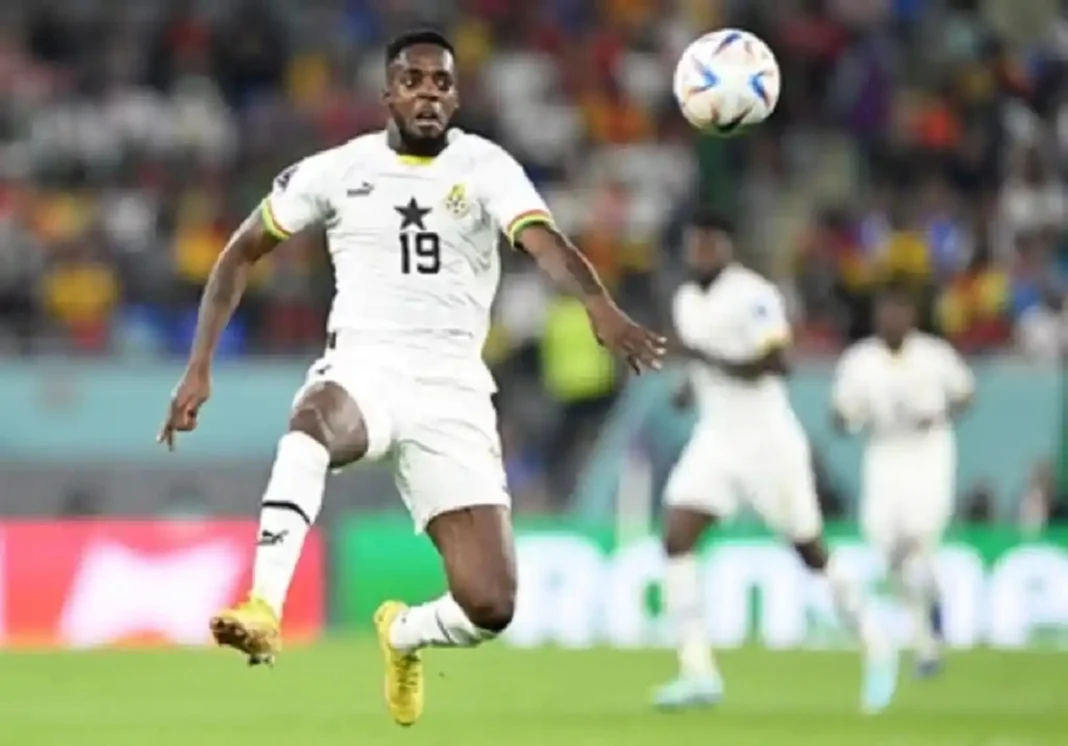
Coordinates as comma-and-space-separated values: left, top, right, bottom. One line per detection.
260, 199, 293, 240
506, 210, 553, 245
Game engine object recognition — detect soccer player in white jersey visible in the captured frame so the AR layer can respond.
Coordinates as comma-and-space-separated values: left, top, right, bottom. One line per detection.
654, 208, 898, 714
157, 30, 666, 727
832, 281, 974, 678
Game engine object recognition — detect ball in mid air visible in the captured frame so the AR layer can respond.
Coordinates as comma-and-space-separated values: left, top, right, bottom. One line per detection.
673, 29, 781, 137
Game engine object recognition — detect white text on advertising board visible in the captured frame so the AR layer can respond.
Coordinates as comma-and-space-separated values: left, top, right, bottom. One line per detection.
505, 536, 1068, 649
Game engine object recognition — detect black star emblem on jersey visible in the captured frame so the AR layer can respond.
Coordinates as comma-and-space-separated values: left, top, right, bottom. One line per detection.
395, 197, 432, 230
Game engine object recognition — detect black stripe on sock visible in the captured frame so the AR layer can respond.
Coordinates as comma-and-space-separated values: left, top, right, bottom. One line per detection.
262, 500, 312, 526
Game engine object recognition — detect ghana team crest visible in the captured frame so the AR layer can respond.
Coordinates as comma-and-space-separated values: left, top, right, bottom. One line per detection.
443, 183, 470, 217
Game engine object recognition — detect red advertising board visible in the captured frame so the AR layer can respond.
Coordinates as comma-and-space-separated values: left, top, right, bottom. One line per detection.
0, 520, 324, 648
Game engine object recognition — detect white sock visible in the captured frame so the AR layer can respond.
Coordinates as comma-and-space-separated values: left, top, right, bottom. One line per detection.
898, 551, 939, 660
251, 432, 329, 618
389, 594, 497, 653
825, 552, 889, 658
665, 553, 716, 679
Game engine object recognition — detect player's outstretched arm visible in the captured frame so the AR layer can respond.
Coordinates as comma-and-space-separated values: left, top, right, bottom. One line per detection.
680, 342, 789, 381
188, 213, 280, 372
157, 209, 283, 450
514, 223, 666, 373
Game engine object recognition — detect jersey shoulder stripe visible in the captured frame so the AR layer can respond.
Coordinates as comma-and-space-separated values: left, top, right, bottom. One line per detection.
505, 209, 554, 244
260, 199, 292, 240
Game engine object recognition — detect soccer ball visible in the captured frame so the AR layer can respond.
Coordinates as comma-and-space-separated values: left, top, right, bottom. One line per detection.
673, 29, 780, 137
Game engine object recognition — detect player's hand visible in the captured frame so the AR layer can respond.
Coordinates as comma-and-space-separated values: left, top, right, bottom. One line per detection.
586, 297, 667, 374
158, 365, 212, 451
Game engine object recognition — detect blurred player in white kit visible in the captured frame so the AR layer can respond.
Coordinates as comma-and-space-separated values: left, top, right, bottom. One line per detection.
832, 281, 974, 677
156, 29, 665, 728
654, 208, 898, 714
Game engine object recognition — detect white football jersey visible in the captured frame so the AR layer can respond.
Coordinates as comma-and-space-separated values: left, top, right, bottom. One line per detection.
673, 264, 796, 429
832, 332, 974, 440
262, 129, 553, 390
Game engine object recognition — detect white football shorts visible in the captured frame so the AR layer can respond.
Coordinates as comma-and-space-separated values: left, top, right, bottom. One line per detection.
664, 419, 822, 543
293, 342, 509, 533
860, 431, 956, 555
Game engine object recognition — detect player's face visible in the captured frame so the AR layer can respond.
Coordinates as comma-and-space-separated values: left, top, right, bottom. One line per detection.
385, 45, 459, 141
875, 296, 915, 340
684, 227, 732, 284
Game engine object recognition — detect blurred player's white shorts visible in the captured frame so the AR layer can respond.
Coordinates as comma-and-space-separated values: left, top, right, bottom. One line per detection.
664, 418, 822, 542
860, 429, 956, 555
293, 340, 508, 533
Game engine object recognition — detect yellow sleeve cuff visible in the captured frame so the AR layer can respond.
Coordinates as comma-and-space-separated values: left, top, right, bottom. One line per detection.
505, 209, 553, 245
260, 199, 293, 240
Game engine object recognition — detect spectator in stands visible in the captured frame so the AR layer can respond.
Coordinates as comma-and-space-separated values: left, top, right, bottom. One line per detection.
540, 293, 619, 503
937, 242, 1012, 353
1016, 287, 1067, 362
1010, 230, 1060, 323
39, 238, 119, 353
0, 185, 43, 353
996, 146, 1067, 259
171, 187, 238, 306
211, 0, 289, 108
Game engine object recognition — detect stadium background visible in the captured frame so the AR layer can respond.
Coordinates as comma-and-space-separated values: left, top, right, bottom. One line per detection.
0, 1, 1067, 743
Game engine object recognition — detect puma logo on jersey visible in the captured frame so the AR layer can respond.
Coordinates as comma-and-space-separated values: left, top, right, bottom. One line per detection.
347, 182, 375, 197
444, 183, 470, 217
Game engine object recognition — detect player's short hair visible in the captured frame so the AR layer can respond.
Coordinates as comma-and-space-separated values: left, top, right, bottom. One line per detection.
876, 277, 918, 306
688, 205, 735, 235
385, 29, 455, 66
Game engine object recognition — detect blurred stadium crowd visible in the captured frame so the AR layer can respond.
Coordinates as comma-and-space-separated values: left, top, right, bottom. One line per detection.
2, 0, 1068, 504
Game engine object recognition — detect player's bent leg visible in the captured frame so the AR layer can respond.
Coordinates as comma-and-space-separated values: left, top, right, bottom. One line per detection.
375, 506, 514, 727
390, 505, 517, 651
794, 539, 886, 657
654, 507, 723, 711
793, 537, 898, 714
890, 537, 943, 677
768, 445, 898, 713
211, 381, 370, 665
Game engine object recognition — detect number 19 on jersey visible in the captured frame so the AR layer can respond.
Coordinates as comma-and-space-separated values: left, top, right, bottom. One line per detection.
400, 231, 441, 275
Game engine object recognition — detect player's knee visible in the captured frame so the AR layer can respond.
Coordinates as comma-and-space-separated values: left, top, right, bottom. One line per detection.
455, 585, 515, 634
793, 538, 828, 571
662, 508, 709, 557
288, 404, 332, 448
288, 382, 369, 464
663, 530, 693, 558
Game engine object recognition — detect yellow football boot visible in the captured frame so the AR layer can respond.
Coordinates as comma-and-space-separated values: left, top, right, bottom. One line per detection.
209, 596, 281, 666
374, 601, 424, 727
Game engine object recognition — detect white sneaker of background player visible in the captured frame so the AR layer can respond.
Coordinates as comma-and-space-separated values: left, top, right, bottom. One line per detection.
861, 641, 900, 714
652, 673, 724, 711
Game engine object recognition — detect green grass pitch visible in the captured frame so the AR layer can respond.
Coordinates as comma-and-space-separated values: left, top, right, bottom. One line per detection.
1, 640, 1064, 745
